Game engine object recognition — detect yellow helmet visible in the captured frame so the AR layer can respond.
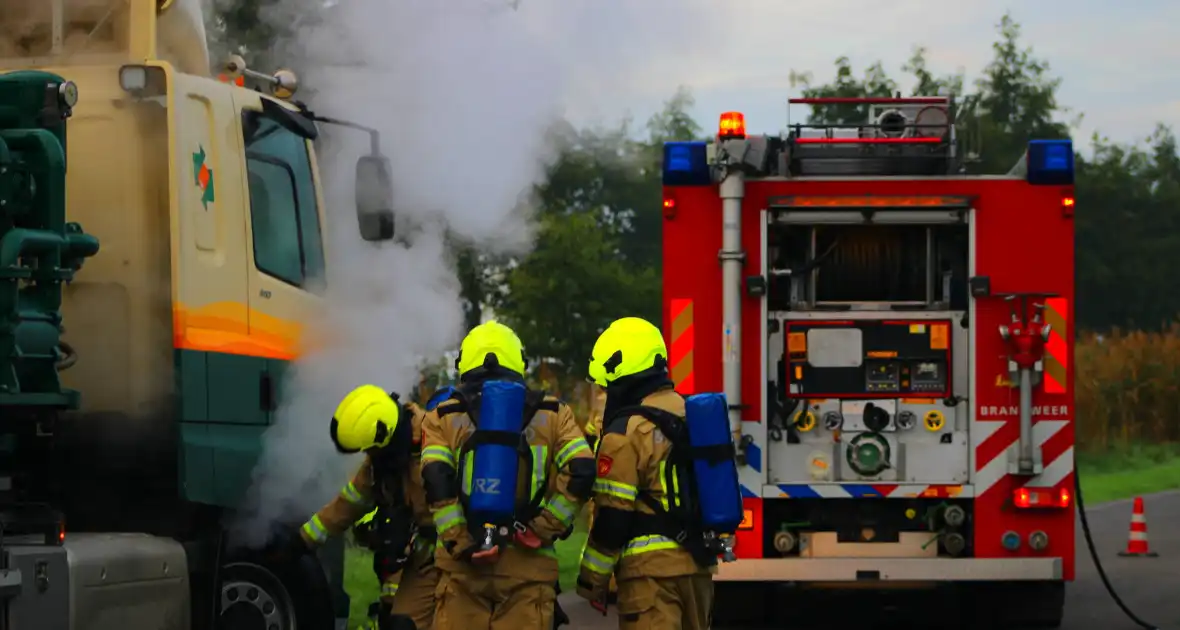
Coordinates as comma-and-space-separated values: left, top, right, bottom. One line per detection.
456, 320, 527, 376
588, 317, 668, 386
330, 385, 400, 453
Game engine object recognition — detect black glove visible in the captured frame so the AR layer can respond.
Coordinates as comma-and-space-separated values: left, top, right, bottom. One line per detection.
553, 581, 570, 628
373, 549, 409, 580
352, 519, 378, 549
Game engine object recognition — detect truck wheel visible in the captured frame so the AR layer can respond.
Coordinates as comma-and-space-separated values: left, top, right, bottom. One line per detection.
218, 551, 336, 630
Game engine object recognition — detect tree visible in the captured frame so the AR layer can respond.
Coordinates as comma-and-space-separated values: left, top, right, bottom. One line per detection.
492, 94, 693, 383
1075, 127, 1180, 329
902, 46, 964, 98
789, 57, 898, 125
494, 211, 656, 385
964, 12, 1071, 173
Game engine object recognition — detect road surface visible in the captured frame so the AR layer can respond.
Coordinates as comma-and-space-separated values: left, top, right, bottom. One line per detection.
560, 490, 1179, 629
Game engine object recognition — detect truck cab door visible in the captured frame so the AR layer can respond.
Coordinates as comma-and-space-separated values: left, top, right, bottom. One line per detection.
170, 71, 257, 505
231, 91, 327, 418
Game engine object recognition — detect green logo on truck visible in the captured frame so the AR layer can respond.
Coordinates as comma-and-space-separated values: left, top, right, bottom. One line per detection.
192, 145, 215, 209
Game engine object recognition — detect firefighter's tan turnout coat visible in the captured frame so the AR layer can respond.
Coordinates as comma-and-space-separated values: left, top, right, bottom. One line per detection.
300, 402, 440, 629
421, 389, 596, 629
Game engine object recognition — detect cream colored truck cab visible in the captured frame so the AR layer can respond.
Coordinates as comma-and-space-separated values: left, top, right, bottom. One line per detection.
0, 2, 395, 629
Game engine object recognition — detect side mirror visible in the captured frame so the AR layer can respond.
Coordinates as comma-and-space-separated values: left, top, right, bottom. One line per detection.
355, 155, 395, 242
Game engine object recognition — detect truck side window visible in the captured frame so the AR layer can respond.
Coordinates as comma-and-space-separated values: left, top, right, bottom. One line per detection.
242, 111, 326, 287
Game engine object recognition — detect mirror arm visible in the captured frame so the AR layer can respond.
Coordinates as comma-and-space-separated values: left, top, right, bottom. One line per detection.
306, 113, 382, 155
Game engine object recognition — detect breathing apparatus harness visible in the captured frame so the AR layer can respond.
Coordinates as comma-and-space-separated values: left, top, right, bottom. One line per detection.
602, 372, 729, 568
434, 371, 558, 555
348, 394, 424, 577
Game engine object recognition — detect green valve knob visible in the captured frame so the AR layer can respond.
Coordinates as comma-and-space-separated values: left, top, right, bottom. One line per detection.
847, 433, 891, 477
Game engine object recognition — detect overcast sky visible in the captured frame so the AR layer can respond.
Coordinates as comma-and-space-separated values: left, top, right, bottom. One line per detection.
523, 0, 1180, 156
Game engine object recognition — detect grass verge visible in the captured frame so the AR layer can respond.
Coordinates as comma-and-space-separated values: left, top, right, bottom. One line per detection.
1076, 442, 1180, 504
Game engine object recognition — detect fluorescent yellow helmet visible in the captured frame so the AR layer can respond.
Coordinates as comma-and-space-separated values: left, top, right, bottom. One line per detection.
588, 317, 668, 386
330, 385, 400, 453
456, 320, 527, 376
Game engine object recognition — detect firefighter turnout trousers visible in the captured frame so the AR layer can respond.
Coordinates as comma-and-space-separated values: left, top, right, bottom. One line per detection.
383, 543, 441, 629
432, 568, 555, 630
615, 574, 713, 630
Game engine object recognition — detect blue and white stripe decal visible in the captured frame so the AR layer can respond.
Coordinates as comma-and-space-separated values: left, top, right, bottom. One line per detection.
745, 442, 762, 473
765, 483, 973, 499
738, 426, 765, 501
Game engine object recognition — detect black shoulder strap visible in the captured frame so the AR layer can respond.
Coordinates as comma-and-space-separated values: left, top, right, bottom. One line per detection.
605, 405, 688, 447
605, 405, 721, 569
604, 404, 734, 463
370, 449, 408, 509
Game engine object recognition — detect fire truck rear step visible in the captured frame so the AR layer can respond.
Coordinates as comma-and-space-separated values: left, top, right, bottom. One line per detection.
714, 557, 1062, 582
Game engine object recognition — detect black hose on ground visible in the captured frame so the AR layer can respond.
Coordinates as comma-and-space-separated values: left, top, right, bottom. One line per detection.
1073, 461, 1159, 630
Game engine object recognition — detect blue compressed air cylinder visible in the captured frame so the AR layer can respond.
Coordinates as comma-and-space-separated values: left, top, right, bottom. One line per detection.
685, 392, 744, 532
467, 379, 527, 521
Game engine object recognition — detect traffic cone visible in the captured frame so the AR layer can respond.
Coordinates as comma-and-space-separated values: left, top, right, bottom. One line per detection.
1118, 496, 1158, 557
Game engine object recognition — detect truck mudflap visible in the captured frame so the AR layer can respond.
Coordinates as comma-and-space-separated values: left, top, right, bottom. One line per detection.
715, 557, 1062, 582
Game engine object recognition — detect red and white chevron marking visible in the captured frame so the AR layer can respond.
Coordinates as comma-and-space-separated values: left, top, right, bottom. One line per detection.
973, 417, 1073, 496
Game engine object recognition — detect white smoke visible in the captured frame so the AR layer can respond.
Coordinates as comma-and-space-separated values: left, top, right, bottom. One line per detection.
227, 0, 717, 548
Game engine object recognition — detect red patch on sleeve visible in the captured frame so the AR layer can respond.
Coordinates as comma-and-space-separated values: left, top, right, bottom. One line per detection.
597, 456, 613, 477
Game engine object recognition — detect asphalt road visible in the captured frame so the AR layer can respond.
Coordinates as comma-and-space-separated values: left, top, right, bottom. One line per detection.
560, 490, 1180, 630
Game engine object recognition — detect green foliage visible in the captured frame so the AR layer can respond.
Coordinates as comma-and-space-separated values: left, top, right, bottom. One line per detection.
1076, 128, 1180, 328
963, 12, 1072, 173
492, 91, 698, 381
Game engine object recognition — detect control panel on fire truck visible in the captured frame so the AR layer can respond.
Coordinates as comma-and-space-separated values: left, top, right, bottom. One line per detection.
785, 320, 952, 399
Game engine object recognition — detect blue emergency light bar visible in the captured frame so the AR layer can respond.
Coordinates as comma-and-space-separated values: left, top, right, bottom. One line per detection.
662, 141, 712, 186
1026, 139, 1074, 186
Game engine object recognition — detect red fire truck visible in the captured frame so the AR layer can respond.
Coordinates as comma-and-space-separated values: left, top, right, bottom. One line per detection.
661, 96, 1075, 627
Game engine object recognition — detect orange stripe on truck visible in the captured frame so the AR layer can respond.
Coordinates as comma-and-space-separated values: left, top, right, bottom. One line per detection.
173, 301, 303, 361
1042, 298, 1068, 394
669, 299, 695, 394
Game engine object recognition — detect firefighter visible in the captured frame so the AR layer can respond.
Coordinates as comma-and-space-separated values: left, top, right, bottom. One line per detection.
580, 383, 619, 601
576, 316, 715, 630
583, 383, 607, 449
420, 321, 596, 630
297, 385, 439, 630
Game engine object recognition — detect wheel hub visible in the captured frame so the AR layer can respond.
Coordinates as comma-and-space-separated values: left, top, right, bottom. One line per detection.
220, 577, 287, 630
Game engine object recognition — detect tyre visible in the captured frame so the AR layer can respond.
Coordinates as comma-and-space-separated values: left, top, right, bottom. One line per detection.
217, 548, 337, 630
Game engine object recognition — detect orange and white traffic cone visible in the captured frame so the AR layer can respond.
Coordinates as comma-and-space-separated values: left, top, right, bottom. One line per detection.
1118, 496, 1158, 557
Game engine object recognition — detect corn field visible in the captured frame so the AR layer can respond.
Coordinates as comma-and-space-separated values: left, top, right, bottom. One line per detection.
1075, 325, 1180, 451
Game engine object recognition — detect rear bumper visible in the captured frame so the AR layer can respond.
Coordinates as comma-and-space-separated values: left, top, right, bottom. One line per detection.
715, 557, 1062, 582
